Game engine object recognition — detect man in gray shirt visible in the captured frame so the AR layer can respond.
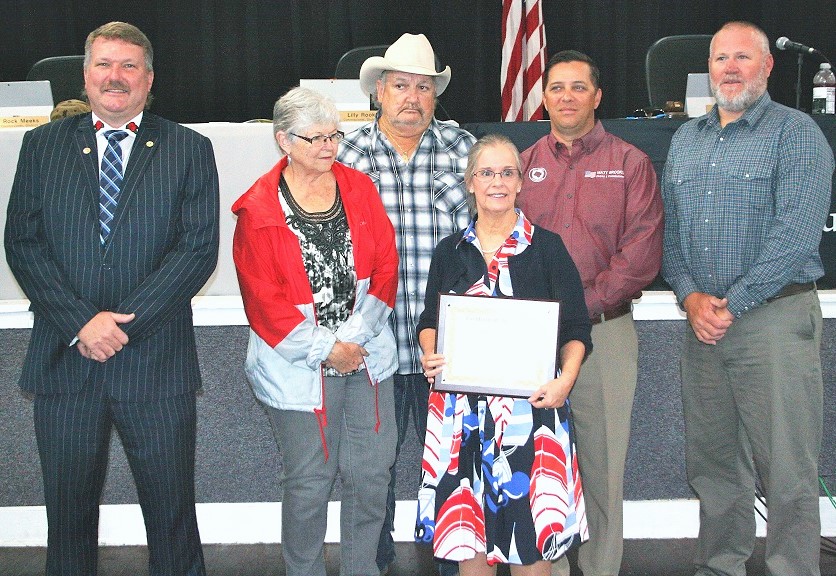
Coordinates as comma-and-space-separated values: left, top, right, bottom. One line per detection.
662, 21, 832, 576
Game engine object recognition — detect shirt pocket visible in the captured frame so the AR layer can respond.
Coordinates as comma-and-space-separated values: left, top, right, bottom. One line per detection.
666, 164, 704, 222
576, 174, 628, 224
431, 170, 468, 218
717, 163, 774, 217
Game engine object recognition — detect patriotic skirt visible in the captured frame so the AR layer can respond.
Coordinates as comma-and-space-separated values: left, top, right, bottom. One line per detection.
415, 392, 587, 565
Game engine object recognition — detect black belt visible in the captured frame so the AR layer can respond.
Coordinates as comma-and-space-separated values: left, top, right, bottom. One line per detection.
766, 282, 815, 302
590, 301, 632, 325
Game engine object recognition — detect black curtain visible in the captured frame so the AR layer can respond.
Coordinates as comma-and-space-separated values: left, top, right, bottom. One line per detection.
1, 1, 834, 124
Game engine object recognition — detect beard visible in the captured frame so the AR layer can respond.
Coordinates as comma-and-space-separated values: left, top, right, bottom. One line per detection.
711, 64, 769, 113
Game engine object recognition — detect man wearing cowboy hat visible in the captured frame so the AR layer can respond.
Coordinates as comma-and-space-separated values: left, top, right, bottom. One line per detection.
337, 32, 474, 575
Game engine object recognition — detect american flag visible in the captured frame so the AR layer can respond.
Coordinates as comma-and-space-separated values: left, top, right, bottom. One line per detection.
501, 0, 547, 121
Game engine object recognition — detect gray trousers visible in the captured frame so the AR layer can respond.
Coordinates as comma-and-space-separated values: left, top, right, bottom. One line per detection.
681, 290, 823, 576
552, 313, 638, 576
266, 373, 396, 576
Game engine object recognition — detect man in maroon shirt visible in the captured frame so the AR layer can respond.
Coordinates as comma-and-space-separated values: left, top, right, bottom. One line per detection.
518, 50, 663, 576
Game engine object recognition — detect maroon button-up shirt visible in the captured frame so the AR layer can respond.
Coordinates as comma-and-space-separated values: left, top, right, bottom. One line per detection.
519, 121, 664, 319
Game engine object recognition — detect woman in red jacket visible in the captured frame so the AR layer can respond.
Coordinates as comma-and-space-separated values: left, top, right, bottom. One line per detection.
232, 87, 398, 576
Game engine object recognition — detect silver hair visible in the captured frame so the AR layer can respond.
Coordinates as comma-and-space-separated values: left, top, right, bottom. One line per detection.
463, 133, 522, 217
272, 86, 340, 140
710, 21, 770, 57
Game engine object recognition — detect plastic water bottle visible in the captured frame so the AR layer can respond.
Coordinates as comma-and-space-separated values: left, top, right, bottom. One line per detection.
812, 62, 835, 114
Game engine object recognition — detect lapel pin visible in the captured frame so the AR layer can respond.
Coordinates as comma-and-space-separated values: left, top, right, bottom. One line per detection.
83, 147, 91, 154
146, 141, 154, 148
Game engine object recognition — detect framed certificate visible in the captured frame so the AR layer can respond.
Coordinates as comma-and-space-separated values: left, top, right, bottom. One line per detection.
434, 293, 561, 397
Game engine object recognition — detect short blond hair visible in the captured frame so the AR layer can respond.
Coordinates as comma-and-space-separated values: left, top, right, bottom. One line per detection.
84, 21, 153, 72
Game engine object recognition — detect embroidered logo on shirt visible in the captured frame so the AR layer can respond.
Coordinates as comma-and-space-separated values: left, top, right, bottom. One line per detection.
584, 169, 625, 179
527, 167, 547, 182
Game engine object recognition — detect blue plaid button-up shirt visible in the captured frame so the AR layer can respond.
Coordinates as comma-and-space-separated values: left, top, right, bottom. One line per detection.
662, 93, 834, 317
337, 116, 475, 373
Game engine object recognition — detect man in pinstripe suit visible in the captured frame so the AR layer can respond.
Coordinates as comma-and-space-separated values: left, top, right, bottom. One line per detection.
4, 22, 219, 575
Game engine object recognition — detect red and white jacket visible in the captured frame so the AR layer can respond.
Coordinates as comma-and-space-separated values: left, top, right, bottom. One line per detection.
232, 157, 398, 417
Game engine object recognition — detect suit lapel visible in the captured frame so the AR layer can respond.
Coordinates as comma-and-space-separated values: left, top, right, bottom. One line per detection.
106, 113, 161, 247
74, 114, 101, 219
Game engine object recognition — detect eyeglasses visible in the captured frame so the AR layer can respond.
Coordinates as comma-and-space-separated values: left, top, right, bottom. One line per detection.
473, 168, 521, 182
627, 108, 665, 119
291, 131, 345, 146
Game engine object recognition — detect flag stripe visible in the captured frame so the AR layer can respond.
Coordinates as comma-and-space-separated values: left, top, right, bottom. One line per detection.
501, 0, 547, 122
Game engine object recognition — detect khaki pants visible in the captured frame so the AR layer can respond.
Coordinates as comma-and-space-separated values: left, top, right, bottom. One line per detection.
553, 313, 638, 576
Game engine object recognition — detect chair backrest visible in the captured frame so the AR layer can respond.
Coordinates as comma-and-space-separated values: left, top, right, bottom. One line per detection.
26, 55, 86, 104
645, 35, 712, 109
334, 45, 443, 80
335, 45, 390, 79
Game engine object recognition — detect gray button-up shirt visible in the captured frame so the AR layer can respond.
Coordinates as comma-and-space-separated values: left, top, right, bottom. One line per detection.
662, 93, 834, 317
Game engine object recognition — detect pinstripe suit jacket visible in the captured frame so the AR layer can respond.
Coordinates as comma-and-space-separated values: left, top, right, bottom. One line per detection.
4, 112, 220, 401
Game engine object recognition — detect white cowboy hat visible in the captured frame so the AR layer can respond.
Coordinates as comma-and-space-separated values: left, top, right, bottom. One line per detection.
359, 33, 451, 96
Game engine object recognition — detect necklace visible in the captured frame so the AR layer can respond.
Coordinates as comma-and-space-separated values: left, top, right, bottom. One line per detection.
480, 244, 502, 254
380, 123, 420, 162
279, 174, 341, 223
388, 134, 416, 162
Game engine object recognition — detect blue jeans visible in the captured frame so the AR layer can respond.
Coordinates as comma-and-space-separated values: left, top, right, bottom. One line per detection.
376, 373, 458, 576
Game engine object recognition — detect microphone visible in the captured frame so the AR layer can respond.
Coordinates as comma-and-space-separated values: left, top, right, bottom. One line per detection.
775, 36, 820, 56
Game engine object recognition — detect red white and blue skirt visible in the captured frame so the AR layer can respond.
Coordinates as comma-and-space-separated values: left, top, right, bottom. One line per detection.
415, 392, 587, 565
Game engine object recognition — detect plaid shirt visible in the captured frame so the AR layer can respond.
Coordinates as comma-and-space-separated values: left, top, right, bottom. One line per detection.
337, 117, 475, 373
662, 93, 834, 317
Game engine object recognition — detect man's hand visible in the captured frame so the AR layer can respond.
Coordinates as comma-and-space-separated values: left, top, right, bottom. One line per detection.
77, 311, 135, 362
682, 292, 734, 345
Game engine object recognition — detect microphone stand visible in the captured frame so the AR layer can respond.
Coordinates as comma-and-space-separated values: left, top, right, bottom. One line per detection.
795, 53, 803, 110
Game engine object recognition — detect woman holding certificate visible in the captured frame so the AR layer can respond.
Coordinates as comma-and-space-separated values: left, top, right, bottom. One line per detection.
415, 134, 592, 575
232, 87, 398, 576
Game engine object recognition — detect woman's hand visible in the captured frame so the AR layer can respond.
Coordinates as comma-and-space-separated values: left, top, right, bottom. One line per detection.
528, 372, 577, 409
529, 340, 585, 409
326, 341, 369, 374
421, 353, 446, 385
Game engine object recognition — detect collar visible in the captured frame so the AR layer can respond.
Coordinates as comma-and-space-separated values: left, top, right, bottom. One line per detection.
548, 119, 605, 156
232, 156, 358, 227
92, 112, 143, 133
700, 92, 772, 131
459, 208, 533, 248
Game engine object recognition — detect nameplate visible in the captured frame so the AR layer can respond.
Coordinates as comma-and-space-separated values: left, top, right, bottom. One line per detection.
340, 110, 376, 122
0, 115, 49, 128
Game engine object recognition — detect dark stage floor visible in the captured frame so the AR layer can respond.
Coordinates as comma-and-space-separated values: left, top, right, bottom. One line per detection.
2, 539, 835, 575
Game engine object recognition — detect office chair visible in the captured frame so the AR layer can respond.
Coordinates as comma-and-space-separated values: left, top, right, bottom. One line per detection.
645, 35, 712, 109
26, 55, 86, 104
335, 45, 390, 79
